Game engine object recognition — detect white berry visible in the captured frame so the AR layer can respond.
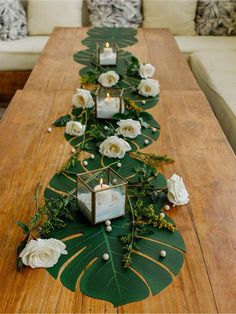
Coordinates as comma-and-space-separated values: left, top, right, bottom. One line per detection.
152, 127, 157, 132
105, 220, 111, 226
83, 160, 88, 166
103, 253, 109, 261
90, 154, 95, 159
117, 162, 122, 168
160, 250, 167, 258
160, 212, 165, 219
106, 226, 112, 232
71, 148, 76, 153
164, 205, 170, 211
142, 100, 146, 104
144, 139, 149, 145
104, 126, 108, 130
47, 127, 52, 133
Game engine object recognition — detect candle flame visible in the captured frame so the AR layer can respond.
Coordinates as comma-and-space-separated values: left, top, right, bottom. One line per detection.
100, 178, 103, 187
105, 42, 109, 48
106, 93, 110, 99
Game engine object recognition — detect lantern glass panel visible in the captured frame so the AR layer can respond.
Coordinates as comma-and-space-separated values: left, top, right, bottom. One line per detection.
77, 168, 127, 224
97, 42, 117, 66
95, 87, 124, 119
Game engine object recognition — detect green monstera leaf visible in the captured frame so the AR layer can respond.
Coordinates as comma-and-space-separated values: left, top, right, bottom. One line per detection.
82, 28, 138, 49
46, 193, 185, 307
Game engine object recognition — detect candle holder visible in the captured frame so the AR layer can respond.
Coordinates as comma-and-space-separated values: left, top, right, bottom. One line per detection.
95, 87, 124, 119
96, 42, 118, 66
77, 167, 127, 225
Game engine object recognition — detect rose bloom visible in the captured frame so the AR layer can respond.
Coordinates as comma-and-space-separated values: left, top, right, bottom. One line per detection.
139, 63, 155, 79
167, 174, 189, 206
99, 136, 131, 159
65, 121, 86, 136
138, 78, 160, 97
19, 238, 67, 268
98, 71, 119, 87
72, 89, 94, 108
116, 119, 141, 139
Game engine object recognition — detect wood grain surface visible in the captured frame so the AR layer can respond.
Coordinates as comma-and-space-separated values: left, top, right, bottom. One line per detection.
24, 28, 200, 92
0, 28, 235, 313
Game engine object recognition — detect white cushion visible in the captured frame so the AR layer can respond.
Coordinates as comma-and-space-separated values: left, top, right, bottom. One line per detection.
175, 36, 236, 55
190, 51, 236, 153
143, 0, 197, 36
28, 0, 83, 35
0, 36, 49, 70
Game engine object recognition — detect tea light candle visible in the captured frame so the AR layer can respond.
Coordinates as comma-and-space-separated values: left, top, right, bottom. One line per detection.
97, 93, 123, 119
94, 178, 112, 204
100, 42, 116, 65
77, 178, 125, 224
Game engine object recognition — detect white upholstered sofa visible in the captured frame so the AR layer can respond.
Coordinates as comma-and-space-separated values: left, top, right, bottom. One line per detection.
0, 0, 236, 153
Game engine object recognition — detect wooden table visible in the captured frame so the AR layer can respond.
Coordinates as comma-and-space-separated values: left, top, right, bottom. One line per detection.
0, 28, 236, 313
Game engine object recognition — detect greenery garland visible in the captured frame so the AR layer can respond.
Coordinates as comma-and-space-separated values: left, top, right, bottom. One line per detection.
16, 28, 186, 307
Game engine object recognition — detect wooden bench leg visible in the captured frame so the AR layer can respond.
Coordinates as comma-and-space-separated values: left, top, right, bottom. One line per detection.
0, 71, 31, 107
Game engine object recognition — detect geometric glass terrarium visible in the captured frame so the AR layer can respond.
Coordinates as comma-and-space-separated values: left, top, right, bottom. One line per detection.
95, 87, 124, 119
96, 42, 118, 66
77, 167, 127, 225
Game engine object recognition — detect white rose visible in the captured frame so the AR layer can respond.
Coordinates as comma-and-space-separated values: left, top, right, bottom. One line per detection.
99, 135, 131, 159
167, 174, 189, 206
139, 63, 155, 79
98, 71, 119, 87
138, 78, 160, 97
72, 89, 94, 108
65, 121, 86, 137
116, 119, 141, 139
19, 238, 67, 268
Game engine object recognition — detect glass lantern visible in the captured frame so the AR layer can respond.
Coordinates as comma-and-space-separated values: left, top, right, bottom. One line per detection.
97, 42, 118, 66
95, 87, 124, 119
77, 167, 127, 225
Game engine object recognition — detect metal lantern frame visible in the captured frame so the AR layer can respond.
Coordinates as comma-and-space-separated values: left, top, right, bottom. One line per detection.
96, 42, 118, 66
95, 86, 124, 119
76, 167, 128, 225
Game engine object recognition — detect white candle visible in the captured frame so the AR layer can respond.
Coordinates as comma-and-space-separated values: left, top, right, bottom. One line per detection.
77, 189, 125, 224
103, 42, 113, 56
100, 42, 116, 65
97, 93, 124, 119
94, 178, 112, 204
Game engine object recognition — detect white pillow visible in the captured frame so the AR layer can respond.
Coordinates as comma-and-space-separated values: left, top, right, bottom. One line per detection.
28, 0, 83, 35
143, 0, 197, 36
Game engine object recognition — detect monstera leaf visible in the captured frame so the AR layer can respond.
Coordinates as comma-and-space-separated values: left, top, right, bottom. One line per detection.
82, 28, 137, 49
48, 150, 166, 193
63, 110, 160, 152
74, 50, 133, 74
124, 89, 160, 110
46, 193, 185, 307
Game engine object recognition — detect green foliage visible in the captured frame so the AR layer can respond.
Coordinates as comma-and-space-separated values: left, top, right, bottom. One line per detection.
47, 205, 185, 307
131, 152, 174, 169
59, 150, 81, 173
53, 114, 71, 127
82, 28, 138, 49
127, 56, 139, 77
15, 27, 186, 306
16, 191, 74, 271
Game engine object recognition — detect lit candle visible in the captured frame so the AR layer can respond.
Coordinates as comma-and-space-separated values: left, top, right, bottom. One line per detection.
97, 93, 121, 119
94, 178, 112, 203
103, 42, 113, 56
99, 42, 117, 65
